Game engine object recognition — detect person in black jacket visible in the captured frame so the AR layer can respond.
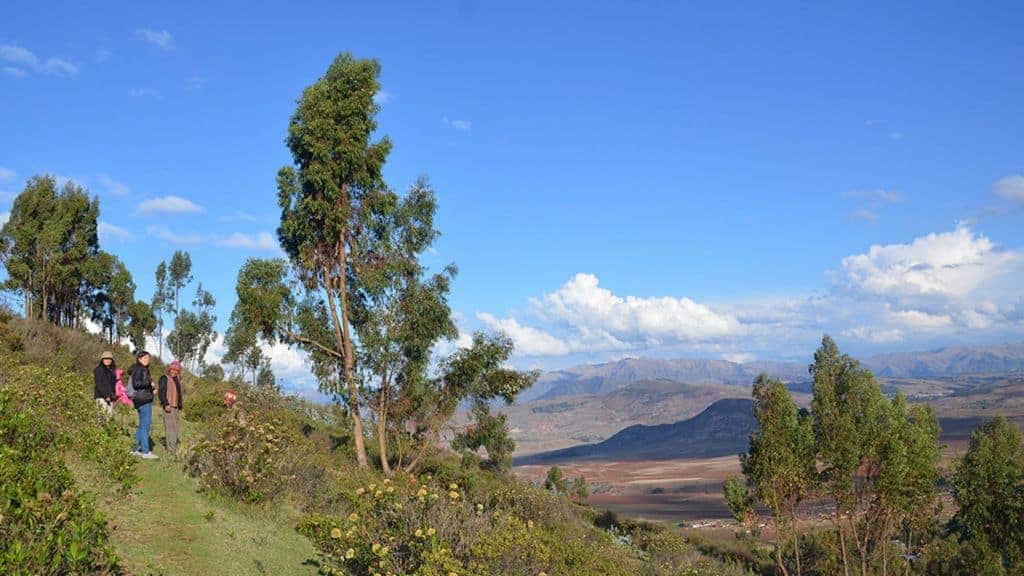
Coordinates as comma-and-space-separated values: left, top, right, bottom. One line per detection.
93, 351, 117, 419
158, 360, 184, 454
129, 351, 159, 459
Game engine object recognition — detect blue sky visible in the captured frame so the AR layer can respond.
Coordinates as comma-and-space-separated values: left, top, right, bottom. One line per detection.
2, 1, 1024, 390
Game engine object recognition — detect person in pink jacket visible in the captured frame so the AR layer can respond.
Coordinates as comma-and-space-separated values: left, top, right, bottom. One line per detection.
114, 368, 132, 406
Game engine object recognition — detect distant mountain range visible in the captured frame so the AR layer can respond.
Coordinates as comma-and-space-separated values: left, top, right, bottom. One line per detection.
863, 343, 1024, 378
516, 390, 1024, 465
525, 358, 807, 401
515, 398, 757, 464
524, 342, 1024, 402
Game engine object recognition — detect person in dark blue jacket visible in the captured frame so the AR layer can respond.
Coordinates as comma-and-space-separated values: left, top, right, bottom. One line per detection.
129, 351, 159, 459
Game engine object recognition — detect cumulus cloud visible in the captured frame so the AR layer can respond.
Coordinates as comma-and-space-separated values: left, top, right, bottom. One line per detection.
0, 44, 78, 77
994, 174, 1024, 202
138, 195, 204, 214
98, 221, 132, 241
217, 232, 279, 251
890, 309, 953, 330
535, 273, 740, 344
135, 28, 174, 50
0, 211, 9, 226
473, 225, 1023, 360
840, 225, 1018, 299
0, 167, 14, 181
477, 313, 573, 356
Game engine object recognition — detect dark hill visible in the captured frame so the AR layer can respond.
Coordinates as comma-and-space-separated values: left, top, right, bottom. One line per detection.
516, 398, 755, 464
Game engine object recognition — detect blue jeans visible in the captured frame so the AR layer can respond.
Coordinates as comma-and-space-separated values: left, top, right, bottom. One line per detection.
135, 402, 152, 453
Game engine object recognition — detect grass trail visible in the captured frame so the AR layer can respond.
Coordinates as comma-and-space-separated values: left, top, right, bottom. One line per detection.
73, 409, 319, 576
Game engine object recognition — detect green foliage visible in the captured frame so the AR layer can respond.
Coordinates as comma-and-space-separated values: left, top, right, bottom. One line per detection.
544, 466, 567, 494
571, 475, 589, 502
0, 392, 124, 575
0, 175, 136, 330
951, 415, 1024, 572
168, 250, 193, 316
167, 284, 217, 369
722, 476, 754, 524
0, 360, 137, 491
125, 298, 156, 353
451, 404, 517, 471
186, 414, 291, 504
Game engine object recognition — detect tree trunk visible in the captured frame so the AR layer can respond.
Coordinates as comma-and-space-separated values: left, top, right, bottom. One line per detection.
377, 372, 391, 474
323, 260, 368, 467
773, 515, 790, 576
836, 508, 851, 576
791, 509, 803, 576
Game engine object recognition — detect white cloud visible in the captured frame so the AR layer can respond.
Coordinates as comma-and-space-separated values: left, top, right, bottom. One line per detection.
890, 309, 953, 330
184, 76, 205, 90
535, 273, 740, 344
96, 48, 112, 63
217, 232, 279, 251
138, 195, 204, 214
888, 131, 903, 141
97, 174, 130, 196
442, 116, 472, 131
373, 90, 392, 105
722, 352, 755, 364
849, 208, 878, 222
840, 225, 1018, 299
477, 312, 573, 356
994, 174, 1024, 202
0, 167, 14, 182
0, 44, 39, 67
0, 211, 9, 226
44, 58, 78, 77
0, 44, 77, 77
147, 226, 202, 245
98, 221, 132, 241
135, 28, 174, 50
841, 326, 904, 344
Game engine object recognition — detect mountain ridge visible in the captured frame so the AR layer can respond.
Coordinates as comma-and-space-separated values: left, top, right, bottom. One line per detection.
526, 342, 1024, 401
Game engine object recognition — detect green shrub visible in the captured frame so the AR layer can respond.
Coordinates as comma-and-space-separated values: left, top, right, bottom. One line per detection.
186, 413, 290, 503
0, 392, 123, 575
0, 362, 137, 491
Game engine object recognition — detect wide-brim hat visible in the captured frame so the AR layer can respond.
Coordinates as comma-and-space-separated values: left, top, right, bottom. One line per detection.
100, 351, 114, 361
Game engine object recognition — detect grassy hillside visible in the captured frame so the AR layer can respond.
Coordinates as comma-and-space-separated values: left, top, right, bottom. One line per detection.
0, 312, 754, 576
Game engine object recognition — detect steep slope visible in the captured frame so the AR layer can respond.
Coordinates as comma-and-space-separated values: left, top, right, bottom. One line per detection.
517, 398, 756, 464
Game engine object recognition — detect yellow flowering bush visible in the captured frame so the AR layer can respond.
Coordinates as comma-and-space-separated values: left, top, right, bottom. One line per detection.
186, 414, 289, 503
299, 476, 494, 576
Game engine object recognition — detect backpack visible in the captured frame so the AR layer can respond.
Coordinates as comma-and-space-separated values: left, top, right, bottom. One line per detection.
125, 366, 137, 400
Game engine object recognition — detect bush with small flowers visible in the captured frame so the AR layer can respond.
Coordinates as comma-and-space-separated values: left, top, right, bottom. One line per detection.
186, 413, 290, 503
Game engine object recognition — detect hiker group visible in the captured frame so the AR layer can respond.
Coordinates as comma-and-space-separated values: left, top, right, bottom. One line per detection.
93, 350, 184, 460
